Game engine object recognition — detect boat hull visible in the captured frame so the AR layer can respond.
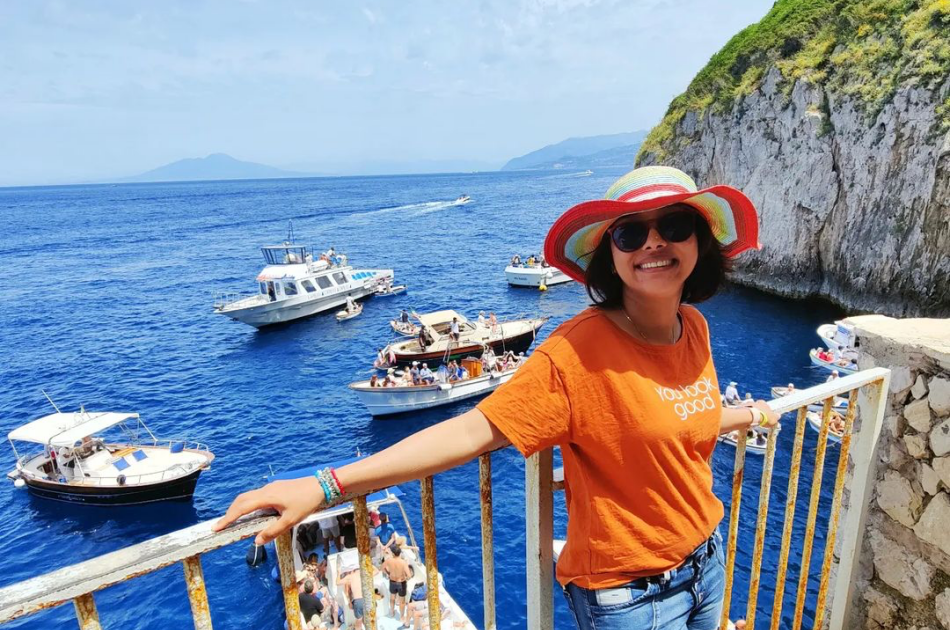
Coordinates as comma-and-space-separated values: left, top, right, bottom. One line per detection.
21, 468, 205, 506
351, 371, 515, 417
391, 326, 542, 367
809, 350, 857, 375
807, 412, 843, 444
217, 284, 380, 328
505, 266, 572, 288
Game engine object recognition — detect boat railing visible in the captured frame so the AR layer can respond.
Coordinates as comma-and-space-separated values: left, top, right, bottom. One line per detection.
212, 290, 247, 310
0, 368, 890, 630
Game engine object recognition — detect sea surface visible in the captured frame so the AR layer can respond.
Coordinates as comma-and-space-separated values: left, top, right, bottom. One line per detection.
0, 170, 844, 629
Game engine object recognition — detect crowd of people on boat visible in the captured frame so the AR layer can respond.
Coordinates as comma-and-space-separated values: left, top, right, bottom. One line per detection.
509, 253, 549, 268
813, 346, 858, 370
292, 507, 444, 630
367, 348, 524, 389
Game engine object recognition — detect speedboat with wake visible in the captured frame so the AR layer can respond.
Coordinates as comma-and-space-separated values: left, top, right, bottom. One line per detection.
7, 405, 213, 505
454, 195, 471, 205
214, 236, 394, 328
252, 457, 477, 630
380, 310, 547, 367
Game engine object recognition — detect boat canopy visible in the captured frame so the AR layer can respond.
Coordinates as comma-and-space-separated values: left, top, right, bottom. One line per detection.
8, 412, 139, 448
261, 244, 312, 266
417, 310, 467, 327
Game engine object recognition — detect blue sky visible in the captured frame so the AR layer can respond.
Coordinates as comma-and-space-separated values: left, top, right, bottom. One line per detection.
0, 0, 774, 185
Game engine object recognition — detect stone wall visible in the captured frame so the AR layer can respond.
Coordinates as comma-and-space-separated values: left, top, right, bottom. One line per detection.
844, 315, 950, 629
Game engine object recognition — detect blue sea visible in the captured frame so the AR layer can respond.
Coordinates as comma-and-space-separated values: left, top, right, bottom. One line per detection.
0, 170, 844, 629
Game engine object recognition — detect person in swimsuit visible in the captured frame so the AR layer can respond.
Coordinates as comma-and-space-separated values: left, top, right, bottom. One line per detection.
381, 545, 412, 625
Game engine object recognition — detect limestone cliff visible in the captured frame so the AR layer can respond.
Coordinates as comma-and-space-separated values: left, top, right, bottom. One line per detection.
637, 0, 950, 317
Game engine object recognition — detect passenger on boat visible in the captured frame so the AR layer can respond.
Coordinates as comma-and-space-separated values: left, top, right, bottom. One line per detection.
338, 512, 357, 548
382, 545, 412, 624
436, 364, 449, 384
298, 576, 324, 627
418, 364, 435, 385
409, 362, 420, 385
830, 411, 847, 435
267, 283, 277, 302
724, 381, 740, 406
216, 166, 778, 630
400, 310, 410, 324
318, 516, 342, 555
401, 370, 413, 387
370, 375, 380, 388
449, 317, 461, 342
743, 393, 754, 405
384, 368, 399, 387
826, 369, 839, 383
345, 297, 356, 313
488, 312, 498, 334
417, 327, 431, 351
511, 254, 521, 266
405, 585, 452, 630
339, 568, 368, 630
477, 311, 486, 327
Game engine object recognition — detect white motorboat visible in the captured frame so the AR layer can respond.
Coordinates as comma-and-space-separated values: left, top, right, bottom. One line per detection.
810, 348, 858, 375
505, 255, 572, 288
807, 411, 844, 444
214, 240, 394, 329
7, 406, 213, 505
350, 363, 520, 417
258, 458, 477, 630
817, 321, 855, 351
454, 195, 472, 205
381, 310, 547, 367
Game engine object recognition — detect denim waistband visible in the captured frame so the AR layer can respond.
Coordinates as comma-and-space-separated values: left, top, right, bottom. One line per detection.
627, 529, 720, 588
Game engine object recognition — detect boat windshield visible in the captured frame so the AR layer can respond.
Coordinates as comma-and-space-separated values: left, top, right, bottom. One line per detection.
261, 245, 311, 265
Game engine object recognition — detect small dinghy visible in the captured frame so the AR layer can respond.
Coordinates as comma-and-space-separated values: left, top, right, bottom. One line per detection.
336, 301, 363, 321
375, 284, 407, 297
718, 429, 771, 455
771, 385, 797, 399
806, 410, 845, 444
809, 349, 857, 375
390, 319, 418, 337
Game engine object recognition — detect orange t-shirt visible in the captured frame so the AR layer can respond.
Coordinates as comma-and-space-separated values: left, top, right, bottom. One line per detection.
477, 305, 723, 589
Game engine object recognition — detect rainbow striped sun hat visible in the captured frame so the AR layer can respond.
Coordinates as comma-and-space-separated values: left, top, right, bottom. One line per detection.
543, 166, 761, 283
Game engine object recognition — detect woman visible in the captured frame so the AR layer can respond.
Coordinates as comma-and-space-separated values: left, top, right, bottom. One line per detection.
216, 166, 778, 630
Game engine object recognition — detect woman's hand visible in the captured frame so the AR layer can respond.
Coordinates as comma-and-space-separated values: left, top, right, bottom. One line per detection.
720, 400, 781, 435
213, 476, 325, 545
748, 400, 780, 429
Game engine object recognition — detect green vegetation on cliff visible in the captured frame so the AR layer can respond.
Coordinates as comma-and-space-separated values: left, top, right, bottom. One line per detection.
639, 0, 950, 161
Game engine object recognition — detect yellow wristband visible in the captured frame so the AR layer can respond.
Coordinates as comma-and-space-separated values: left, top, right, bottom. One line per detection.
757, 409, 770, 428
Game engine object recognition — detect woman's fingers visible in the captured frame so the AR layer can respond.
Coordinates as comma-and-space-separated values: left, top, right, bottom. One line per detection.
213, 490, 264, 531
256, 511, 299, 545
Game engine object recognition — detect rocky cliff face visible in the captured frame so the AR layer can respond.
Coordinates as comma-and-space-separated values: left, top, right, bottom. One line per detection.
639, 69, 950, 316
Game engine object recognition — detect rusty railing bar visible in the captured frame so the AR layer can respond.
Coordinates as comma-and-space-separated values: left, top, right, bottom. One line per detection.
769, 407, 809, 630
479, 453, 497, 630
354, 496, 378, 630
745, 424, 779, 629
765, 370, 888, 415
827, 374, 890, 628
0, 511, 277, 622
182, 555, 213, 630
275, 530, 303, 630
526, 449, 554, 630
812, 390, 859, 629
790, 398, 834, 630
421, 476, 441, 630
719, 432, 748, 630
73, 593, 101, 630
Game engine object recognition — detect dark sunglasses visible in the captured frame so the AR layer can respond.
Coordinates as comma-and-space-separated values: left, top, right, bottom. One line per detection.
608, 211, 697, 252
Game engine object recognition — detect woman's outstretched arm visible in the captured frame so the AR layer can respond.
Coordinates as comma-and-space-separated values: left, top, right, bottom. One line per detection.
720, 400, 779, 435
213, 408, 509, 545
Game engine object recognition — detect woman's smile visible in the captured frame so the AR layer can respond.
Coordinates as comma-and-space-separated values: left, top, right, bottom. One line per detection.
635, 257, 678, 272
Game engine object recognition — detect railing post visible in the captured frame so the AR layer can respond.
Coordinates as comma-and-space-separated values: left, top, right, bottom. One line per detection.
745, 425, 779, 629
73, 593, 101, 630
526, 448, 553, 630
479, 453, 497, 630
421, 476, 441, 630
353, 496, 378, 630
828, 375, 890, 629
720, 433, 747, 630
182, 555, 213, 629
275, 530, 303, 630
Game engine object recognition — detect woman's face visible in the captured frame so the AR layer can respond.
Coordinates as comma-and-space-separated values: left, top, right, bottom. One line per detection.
609, 205, 699, 302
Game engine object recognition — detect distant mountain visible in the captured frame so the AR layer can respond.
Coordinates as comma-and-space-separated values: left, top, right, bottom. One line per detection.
124, 153, 310, 183
501, 131, 648, 171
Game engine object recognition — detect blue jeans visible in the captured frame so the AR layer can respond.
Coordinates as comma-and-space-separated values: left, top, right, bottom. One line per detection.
563, 530, 726, 630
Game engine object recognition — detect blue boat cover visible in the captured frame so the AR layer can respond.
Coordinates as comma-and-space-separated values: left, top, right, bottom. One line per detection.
268, 456, 404, 505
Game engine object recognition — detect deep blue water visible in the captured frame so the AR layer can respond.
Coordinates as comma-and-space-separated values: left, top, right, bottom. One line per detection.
0, 170, 844, 629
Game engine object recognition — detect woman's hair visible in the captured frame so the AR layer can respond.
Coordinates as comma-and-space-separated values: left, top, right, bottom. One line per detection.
584, 209, 732, 307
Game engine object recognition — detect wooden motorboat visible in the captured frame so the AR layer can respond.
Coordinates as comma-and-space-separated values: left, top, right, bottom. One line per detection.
381, 310, 547, 367
7, 408, 213, 506
390, 319, 418, 337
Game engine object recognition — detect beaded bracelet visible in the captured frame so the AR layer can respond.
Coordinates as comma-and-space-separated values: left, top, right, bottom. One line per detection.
314, 467, 343, 503
329, 468, 347, 495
